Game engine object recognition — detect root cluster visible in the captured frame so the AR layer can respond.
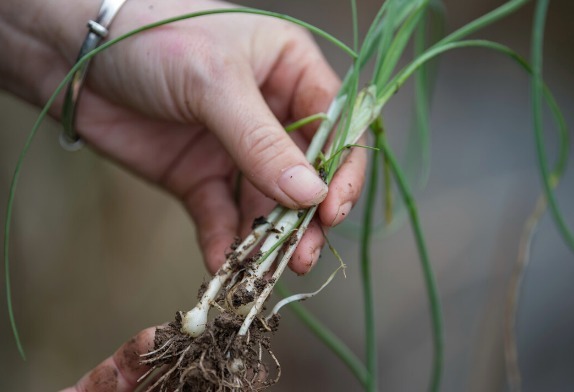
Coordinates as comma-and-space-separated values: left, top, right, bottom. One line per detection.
138, 209, 306, 390
140, 311, 281, 391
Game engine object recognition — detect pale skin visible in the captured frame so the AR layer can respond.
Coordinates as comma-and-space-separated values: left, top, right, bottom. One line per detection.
1, 0, 366, 389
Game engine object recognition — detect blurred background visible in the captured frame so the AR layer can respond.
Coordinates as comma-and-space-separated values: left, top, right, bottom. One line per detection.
1, 0, 573, 391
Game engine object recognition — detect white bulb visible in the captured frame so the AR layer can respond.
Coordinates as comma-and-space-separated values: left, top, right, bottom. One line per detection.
181, 306, 208, 337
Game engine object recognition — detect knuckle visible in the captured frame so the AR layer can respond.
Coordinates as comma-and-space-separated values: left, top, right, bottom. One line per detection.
239, 124, 292, 177
156, 29, 235, 122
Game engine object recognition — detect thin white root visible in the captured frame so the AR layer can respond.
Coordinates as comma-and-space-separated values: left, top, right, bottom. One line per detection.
267, 263, 346, 320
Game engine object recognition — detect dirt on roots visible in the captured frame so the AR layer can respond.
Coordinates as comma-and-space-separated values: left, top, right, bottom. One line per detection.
139, 311, 281, 391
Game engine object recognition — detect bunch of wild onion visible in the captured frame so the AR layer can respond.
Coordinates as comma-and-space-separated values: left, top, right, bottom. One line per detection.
5, 0, 573, 391
179, 87, 375, 339
123, 1, 574, 390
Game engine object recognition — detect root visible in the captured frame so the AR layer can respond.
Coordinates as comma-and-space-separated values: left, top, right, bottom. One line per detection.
140, 311, 281, 391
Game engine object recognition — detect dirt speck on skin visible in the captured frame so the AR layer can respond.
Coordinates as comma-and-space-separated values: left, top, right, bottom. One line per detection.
140, 311, 280, 391
89, 365, 119, 392
117, 336, 144, 377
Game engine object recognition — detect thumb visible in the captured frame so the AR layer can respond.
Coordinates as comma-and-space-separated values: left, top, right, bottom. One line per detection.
197, 68, 328, 209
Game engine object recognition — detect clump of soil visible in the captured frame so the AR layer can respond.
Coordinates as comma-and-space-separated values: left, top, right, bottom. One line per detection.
140, 311, 280, 391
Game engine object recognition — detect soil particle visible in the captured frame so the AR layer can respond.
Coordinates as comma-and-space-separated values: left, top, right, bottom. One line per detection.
231, 284, 255, 307
318, 167, 327, 183
246, 251, 262, 266
141, 310, 280, 391
197, 280, 208, 300
225, 251, 241, 272
254, 278, 267, 294
251, 216, 268, 229
288, 232, 299, 246
266, 314, 281, 332
230, 236, 242, 251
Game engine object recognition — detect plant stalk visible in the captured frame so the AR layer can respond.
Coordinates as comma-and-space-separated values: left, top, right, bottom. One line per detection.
376, 135, 444, 392
360, 126, 382, 392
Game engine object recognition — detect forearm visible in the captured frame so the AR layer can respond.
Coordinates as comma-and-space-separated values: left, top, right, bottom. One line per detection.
0, 0, 96, 106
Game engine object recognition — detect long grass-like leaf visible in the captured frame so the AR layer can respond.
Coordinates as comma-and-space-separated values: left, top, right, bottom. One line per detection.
381, 39, 572, 250
374, 2, 428, 93
404, 0, 445, 189
361, 126, 382, 392
351, 0, 359, 52
435, 0, 529, 47
531, 0, 573, 251
376, 130, 444, 392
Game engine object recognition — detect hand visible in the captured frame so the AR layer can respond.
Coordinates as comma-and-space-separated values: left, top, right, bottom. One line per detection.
60, 327, 155, 392
4, 0, 367, 274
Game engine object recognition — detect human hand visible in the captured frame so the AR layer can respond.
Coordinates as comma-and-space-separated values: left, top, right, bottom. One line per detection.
3, 0, 366, 274
60, 327, 155, 392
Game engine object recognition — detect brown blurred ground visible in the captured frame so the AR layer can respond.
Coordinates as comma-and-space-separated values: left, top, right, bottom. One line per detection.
1, 1, 574, 391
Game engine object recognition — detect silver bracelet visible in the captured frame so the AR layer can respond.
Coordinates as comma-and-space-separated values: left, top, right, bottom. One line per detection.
60, 0, 128, 151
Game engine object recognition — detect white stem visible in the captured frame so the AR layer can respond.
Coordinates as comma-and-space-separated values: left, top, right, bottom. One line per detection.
180, 207, 283, 336
238, 207, 317, 336
229, 209, 301, 316
305, 95, 346, 162
253, 209, 300, 278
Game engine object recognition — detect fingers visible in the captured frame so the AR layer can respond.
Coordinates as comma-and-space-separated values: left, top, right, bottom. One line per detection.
289, 218, 325, 275
237, 178, 276, 238
259, 32, 340, 134
185, 178, 240, 274
63, 327, 155, 392
287, 49, 341, 140
196, 64, 328, 210
289, 144, 367, 275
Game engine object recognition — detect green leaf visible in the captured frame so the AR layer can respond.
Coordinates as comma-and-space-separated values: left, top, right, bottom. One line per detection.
531, 0, 573, 251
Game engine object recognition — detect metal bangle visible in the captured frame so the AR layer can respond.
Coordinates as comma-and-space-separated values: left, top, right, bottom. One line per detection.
60, 0, 128, 151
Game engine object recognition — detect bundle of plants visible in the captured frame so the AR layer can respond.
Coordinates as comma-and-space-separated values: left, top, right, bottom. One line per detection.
4, 0, 573, 391
136, 82, 374, 390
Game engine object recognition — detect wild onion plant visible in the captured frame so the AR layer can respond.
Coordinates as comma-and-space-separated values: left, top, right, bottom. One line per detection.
4, 0, 572, 391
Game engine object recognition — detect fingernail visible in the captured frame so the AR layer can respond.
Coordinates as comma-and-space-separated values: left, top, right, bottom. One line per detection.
332, 201, 353, 226
279, 165, 328, 206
